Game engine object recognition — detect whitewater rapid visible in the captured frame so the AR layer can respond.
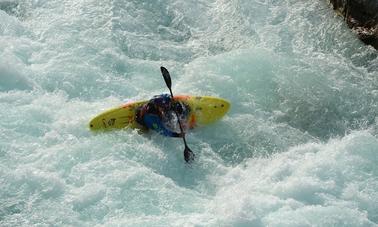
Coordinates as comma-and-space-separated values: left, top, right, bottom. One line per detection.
1, 0, 377, 226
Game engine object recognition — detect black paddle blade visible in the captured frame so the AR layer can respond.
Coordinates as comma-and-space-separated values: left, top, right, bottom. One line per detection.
160, 66, 172, 89
184, 146, 195, 163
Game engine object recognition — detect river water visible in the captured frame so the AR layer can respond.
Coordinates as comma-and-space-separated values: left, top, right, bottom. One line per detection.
1, 0, 377, 226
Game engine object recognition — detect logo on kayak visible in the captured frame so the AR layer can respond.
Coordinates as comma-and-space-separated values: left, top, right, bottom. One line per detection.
102, 118, 116, 128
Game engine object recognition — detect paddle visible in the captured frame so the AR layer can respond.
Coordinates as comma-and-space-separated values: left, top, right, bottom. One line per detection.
160, 66, 195, 163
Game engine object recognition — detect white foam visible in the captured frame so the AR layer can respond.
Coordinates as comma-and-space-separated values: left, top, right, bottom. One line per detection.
208, 131, 378, 225
0, 0, 377, 226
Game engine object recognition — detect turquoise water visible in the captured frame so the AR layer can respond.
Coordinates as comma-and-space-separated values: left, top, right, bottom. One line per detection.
1, 0, 378, 226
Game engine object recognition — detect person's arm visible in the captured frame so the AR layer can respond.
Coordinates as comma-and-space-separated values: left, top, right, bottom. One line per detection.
143, 114, 182, 137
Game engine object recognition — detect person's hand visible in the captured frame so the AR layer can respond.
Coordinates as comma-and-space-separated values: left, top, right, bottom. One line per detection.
176, 132, 185, 138
173, 102, 183, 114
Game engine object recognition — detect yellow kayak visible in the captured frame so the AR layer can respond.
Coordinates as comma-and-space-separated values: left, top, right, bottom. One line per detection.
89, 95, 230, 131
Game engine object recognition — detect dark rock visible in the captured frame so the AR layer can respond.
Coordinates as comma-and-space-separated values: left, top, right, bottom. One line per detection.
330, 0, 378, 49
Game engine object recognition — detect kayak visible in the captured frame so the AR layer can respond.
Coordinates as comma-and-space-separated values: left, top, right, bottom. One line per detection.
89, 95, 230, 131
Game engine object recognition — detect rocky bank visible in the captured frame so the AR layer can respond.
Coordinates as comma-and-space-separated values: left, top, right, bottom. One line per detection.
330, 0, 378, 49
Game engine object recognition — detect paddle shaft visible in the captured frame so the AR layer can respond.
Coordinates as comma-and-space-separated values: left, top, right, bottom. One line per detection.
167, 88, 188, 146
